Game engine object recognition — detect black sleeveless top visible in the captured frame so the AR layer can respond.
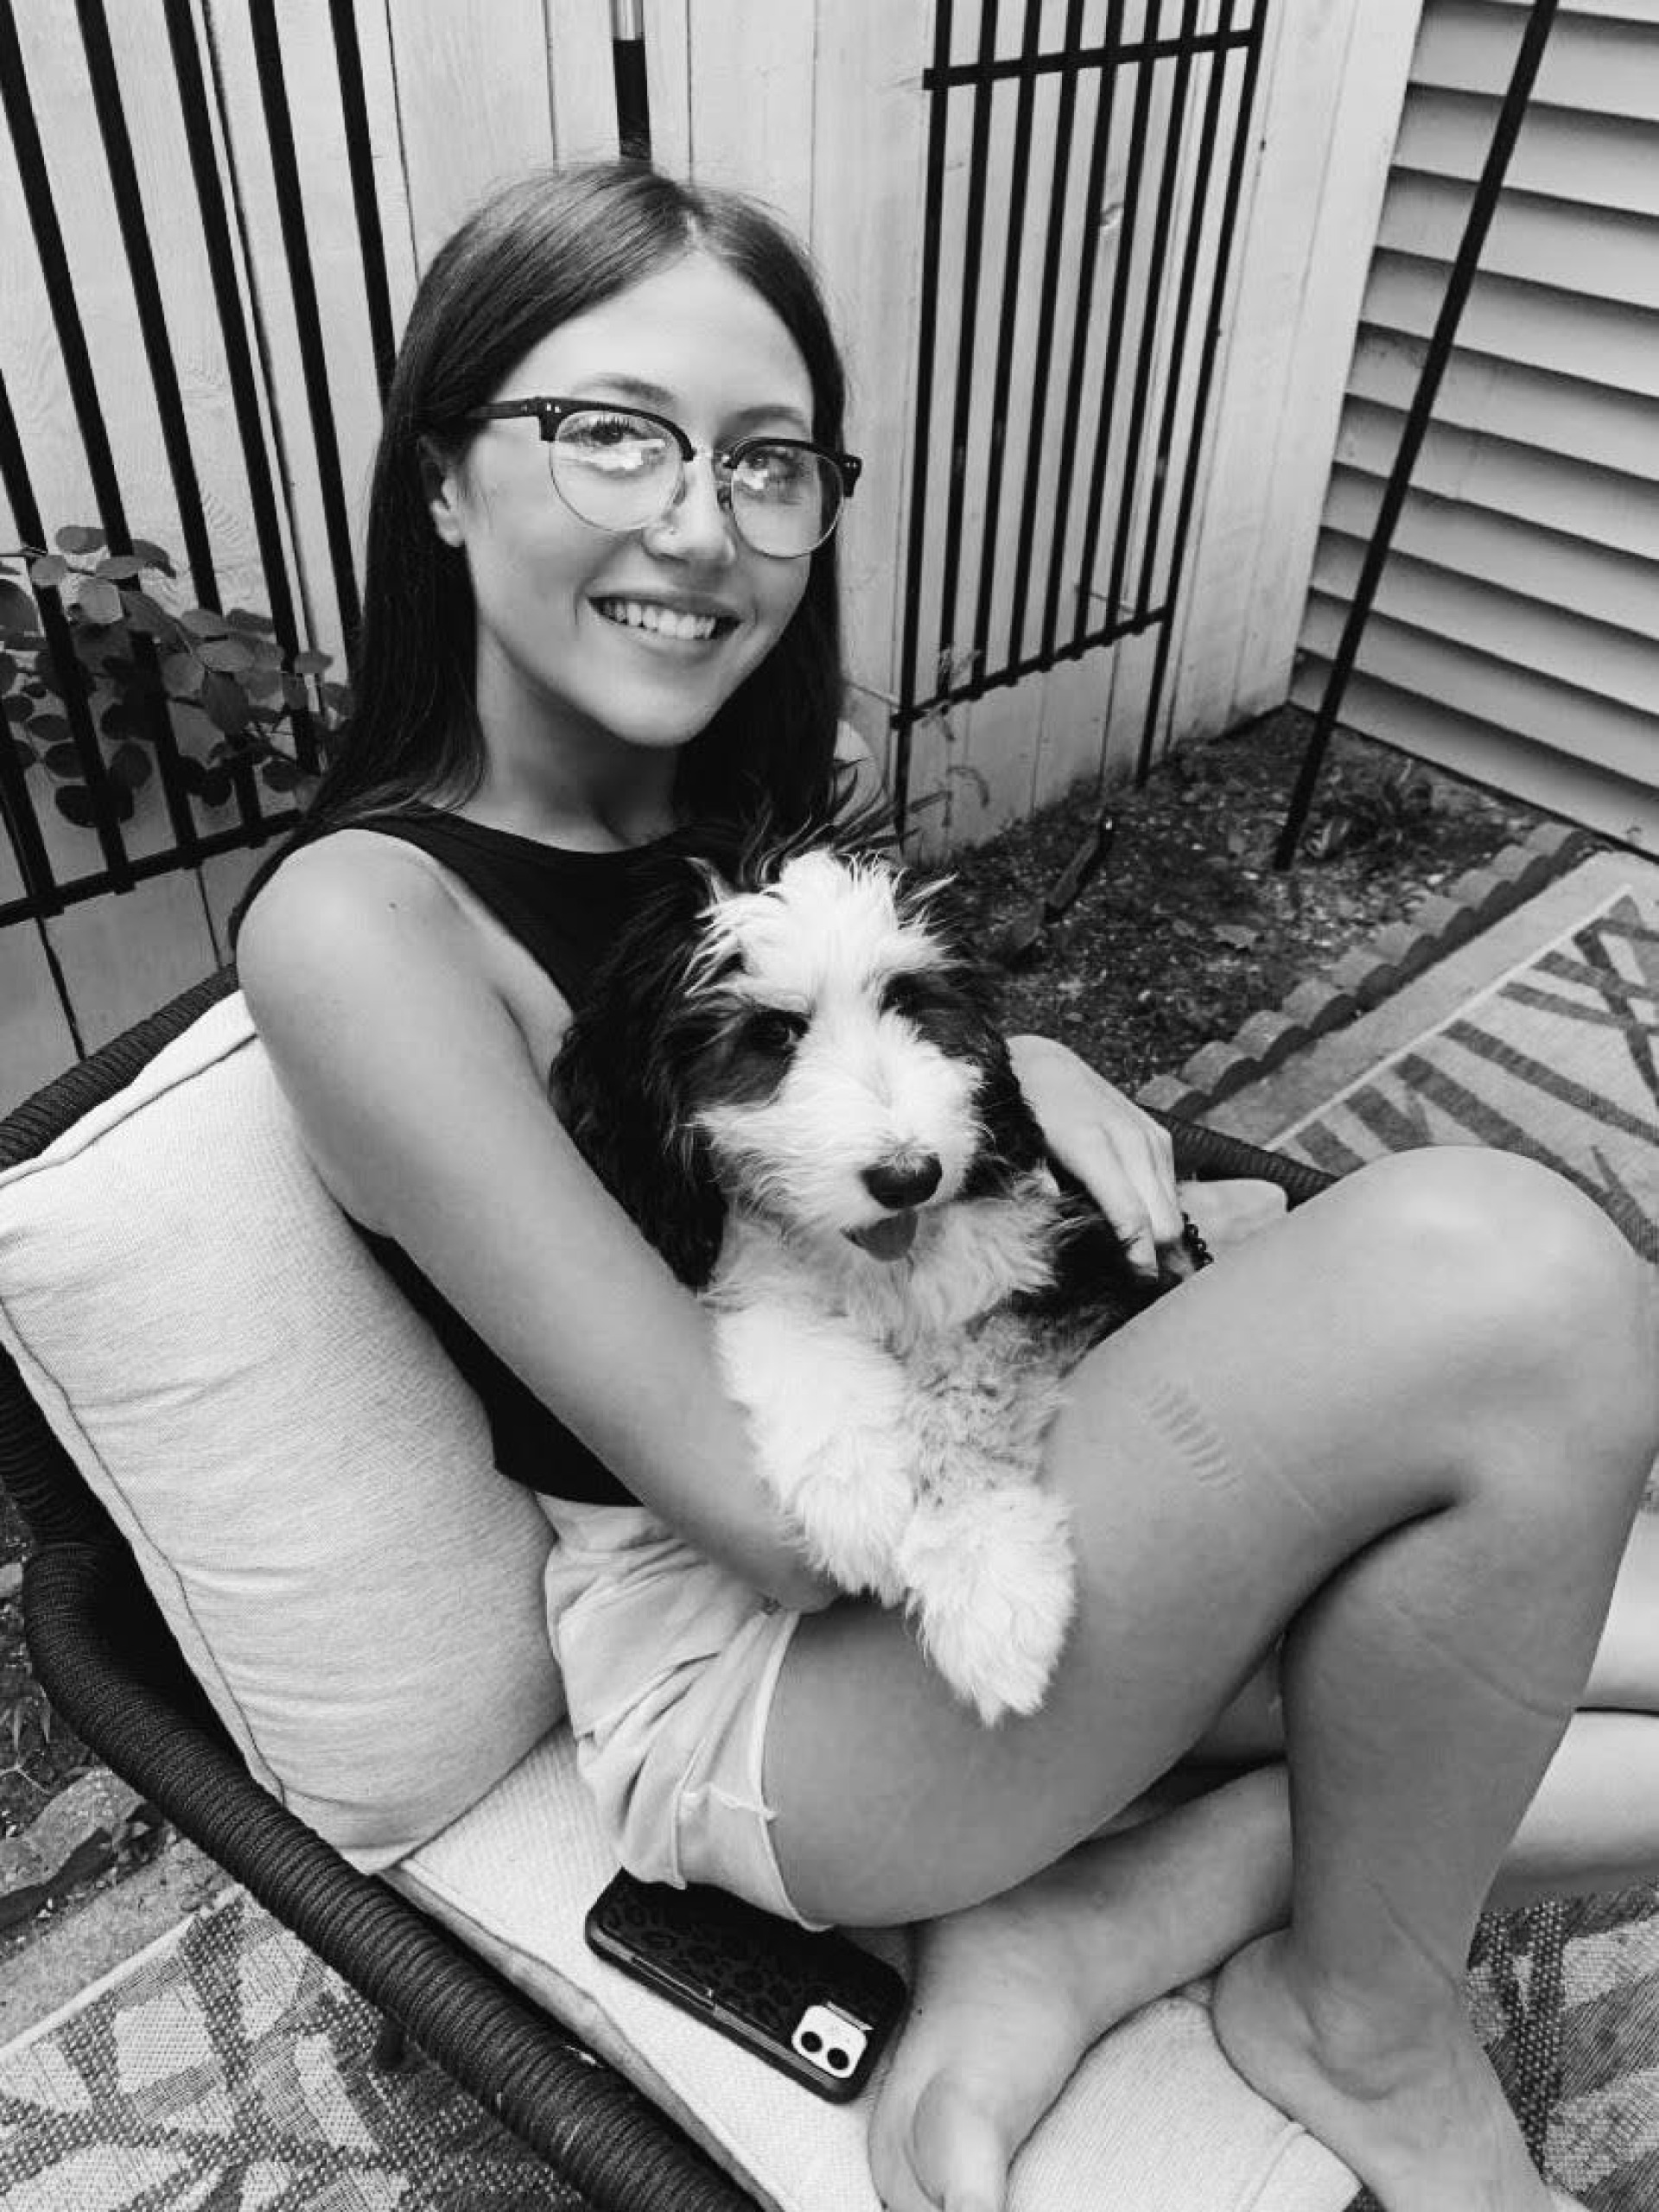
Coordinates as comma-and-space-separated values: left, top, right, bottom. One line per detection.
340, 807, 677, 1508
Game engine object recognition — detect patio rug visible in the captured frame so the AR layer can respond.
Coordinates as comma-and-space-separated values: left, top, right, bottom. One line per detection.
0, 1887, 586, 2209
1, 863, 1656, 2212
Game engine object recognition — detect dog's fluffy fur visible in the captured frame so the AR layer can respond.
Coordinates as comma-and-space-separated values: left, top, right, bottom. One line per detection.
553, 836, 1161, 1722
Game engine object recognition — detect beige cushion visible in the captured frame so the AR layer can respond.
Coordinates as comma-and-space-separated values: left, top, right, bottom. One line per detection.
0, 992, 563, 1869
391, 1732, 1358, 2212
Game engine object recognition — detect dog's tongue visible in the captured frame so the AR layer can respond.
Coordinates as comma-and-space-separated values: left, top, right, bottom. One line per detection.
847, 1210, 919, 1262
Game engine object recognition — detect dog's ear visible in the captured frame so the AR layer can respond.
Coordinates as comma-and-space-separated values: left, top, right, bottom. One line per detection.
550, 861, 729, 1289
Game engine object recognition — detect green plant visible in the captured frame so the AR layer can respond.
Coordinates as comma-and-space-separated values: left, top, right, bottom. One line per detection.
0, 525, 350, 830
1306, 760, 1435, 865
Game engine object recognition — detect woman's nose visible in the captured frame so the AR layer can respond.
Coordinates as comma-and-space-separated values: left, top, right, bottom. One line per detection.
642, 453, 736, 564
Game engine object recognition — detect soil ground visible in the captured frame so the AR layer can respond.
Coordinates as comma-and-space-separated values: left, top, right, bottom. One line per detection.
0, 703, 1603, 1937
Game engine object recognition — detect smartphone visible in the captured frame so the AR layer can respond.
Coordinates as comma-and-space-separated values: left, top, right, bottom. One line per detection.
584, 1869, 907, 2101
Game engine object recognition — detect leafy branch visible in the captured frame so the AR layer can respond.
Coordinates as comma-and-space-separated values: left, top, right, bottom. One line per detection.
0, 524, 349, 829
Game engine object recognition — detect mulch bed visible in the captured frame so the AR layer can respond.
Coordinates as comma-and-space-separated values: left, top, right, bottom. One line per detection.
0, 703, 1601, 1929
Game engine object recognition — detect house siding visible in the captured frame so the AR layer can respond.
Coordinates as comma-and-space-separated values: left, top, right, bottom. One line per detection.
1294, 0, 1659, 851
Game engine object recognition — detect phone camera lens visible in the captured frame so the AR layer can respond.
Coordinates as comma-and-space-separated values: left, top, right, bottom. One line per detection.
826, 2047, 850, 2072
800, 2029, 822, 2053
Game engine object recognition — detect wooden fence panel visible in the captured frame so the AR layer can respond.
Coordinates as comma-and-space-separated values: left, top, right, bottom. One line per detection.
0, 925, 78, 1118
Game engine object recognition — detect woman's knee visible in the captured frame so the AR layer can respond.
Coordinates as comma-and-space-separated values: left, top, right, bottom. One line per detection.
1333, 1147, 1657, 1489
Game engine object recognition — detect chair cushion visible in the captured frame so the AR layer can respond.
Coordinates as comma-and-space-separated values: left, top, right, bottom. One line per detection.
390, 1732, 1358, 2212
0, 992, 563, 1869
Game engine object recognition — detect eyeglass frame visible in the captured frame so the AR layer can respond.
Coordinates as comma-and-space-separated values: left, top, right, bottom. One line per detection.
452, 397, 862, 555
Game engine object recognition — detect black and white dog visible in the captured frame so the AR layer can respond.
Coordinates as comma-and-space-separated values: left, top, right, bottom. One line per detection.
552, 833, 1165, 1723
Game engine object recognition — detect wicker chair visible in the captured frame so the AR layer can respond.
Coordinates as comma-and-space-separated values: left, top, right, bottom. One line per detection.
0, 969, 1334, 2211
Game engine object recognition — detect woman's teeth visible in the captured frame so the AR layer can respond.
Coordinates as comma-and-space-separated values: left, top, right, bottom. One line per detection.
594, 598, 724, 642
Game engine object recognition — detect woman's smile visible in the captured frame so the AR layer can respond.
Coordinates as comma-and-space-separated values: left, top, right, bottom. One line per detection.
589, 593, 743, 653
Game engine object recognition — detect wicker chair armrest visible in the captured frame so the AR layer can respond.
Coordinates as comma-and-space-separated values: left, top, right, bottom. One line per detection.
1156, 1112, 1335, 1207
23, 1541, 754, 2212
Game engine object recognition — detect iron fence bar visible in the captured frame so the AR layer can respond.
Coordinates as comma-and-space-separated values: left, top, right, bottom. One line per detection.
933, 3, 1000, 703
908, 606, 1161, 724
0, 1, 133, 887
890, 0, 955, 833
922, 22, 1251, 88
1004, 0, 1085, 672
248, 0, 362, 647
1038, 0, 1123, 666
0, 805, 304, 931
1130, 0, 1230, 632
1070, 0, 1159, 652
327, 0, 397, 405
1103, 0, 1198, 637
163, 0, 319, 783
1274, 0, 1558, 868
1135, 0, 1264, 785
965, 0, 1044, 699
0, 374, 70, 917
76, 0, 214, 860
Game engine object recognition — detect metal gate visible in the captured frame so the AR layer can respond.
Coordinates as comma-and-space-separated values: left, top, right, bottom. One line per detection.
891, 0, 1266, 831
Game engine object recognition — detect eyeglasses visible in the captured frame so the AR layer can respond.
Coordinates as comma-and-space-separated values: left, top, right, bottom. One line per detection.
461, 397, 861, 558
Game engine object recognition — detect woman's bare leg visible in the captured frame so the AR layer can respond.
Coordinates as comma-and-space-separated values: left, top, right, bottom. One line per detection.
760, 1149, 1658, 2212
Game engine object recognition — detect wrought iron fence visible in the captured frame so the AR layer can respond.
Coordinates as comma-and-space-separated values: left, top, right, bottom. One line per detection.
891, 0, 1265, 828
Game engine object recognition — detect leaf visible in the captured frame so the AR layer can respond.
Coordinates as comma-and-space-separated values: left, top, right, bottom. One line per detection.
77, 576, 124, 625
96, 554, 147, 581
129, 538, 176, 575
260, 753, 301, 791
121, 590, 175, 639
0, 651, 16, 690
29, 713, 70, 745
168, 701, 219, 751
279, 672, 310, 711
242, 665, 281, 702
290, 649, 333, 676
161, 649, 202, 696
200, 668, 250, 735
54, 524, 105, 555
180, 607, 229, 639
226, 607, 277, 635
106, 741, 152, 791
43, 741, 83, 779
3, 695, 32, 725
0, 580, 40, 632
99, 699, 136, 739
197, 635, 255, 673
198, 763, 234, 808
11, 737, 35, 771
29, 554, 68, 590
1213, 922, 1261, 950
57, 779, 135, 826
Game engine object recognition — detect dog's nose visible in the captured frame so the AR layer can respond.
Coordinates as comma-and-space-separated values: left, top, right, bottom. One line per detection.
861, 1154, 942, 1210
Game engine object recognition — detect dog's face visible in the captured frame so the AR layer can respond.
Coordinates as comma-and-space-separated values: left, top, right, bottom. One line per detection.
554, 846, 1047, 1286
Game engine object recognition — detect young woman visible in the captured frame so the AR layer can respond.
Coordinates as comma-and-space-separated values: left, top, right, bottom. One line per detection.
234, 161, 1659, 2212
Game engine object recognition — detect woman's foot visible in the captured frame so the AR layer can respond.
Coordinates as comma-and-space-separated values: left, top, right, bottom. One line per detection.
1213, 1930, 1554, 2212
868, 1770, 1293, 2211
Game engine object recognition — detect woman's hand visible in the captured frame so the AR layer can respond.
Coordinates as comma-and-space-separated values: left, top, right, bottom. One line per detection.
1007, 1033, 1185, 1279
1005, 1034, 1289, 1278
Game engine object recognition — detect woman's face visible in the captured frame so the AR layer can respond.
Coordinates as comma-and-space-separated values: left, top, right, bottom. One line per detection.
428, 251, 819, 776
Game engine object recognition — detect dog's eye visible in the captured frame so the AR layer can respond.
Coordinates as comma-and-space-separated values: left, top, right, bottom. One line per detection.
743, 1008, 808, 1057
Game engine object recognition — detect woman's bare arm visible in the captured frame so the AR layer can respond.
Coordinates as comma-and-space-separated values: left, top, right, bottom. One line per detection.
237, 837, 835, 1609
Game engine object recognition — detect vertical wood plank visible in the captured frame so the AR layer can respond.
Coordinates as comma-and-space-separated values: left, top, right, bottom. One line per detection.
0, 924, 79, 1114
384, 0, 555, 264
677, 0, 816, 237
42, 869, 218, 1052
640, 0, 692, 177
545, 0, 620, 162
1166, 0, 1420, 747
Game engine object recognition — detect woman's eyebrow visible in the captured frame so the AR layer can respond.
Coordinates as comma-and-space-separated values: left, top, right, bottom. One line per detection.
577, 372, 811, 435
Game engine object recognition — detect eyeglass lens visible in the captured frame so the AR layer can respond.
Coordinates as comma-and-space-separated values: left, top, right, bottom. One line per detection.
549, 409, 842, 556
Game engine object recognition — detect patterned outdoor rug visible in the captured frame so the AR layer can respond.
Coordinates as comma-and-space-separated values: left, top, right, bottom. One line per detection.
1279, 871, 1659, 2212
2, 871, 1656, 2212
0, 1888, 584, 2209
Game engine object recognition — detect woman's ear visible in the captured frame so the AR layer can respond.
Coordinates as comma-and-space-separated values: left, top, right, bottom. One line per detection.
419, 436, 466, 549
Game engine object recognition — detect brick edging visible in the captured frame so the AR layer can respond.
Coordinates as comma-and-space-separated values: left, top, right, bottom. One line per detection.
1135, 821, 1593, 1122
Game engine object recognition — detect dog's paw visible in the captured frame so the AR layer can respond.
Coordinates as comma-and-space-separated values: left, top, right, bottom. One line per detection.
791, 1445, 914, 1601
899, 1485, 1076, 1723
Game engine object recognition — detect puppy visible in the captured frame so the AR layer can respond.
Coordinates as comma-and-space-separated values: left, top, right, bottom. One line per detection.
552, 834, 1165, 1723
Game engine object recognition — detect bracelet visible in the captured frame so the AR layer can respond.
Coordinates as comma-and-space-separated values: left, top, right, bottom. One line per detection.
1180, 1211, 1215, 1271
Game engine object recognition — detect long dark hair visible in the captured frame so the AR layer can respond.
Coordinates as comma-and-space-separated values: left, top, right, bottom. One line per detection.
232, 160, 849, 945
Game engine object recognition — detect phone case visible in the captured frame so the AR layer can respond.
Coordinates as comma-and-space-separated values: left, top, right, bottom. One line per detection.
584, 1870, 907, 2101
